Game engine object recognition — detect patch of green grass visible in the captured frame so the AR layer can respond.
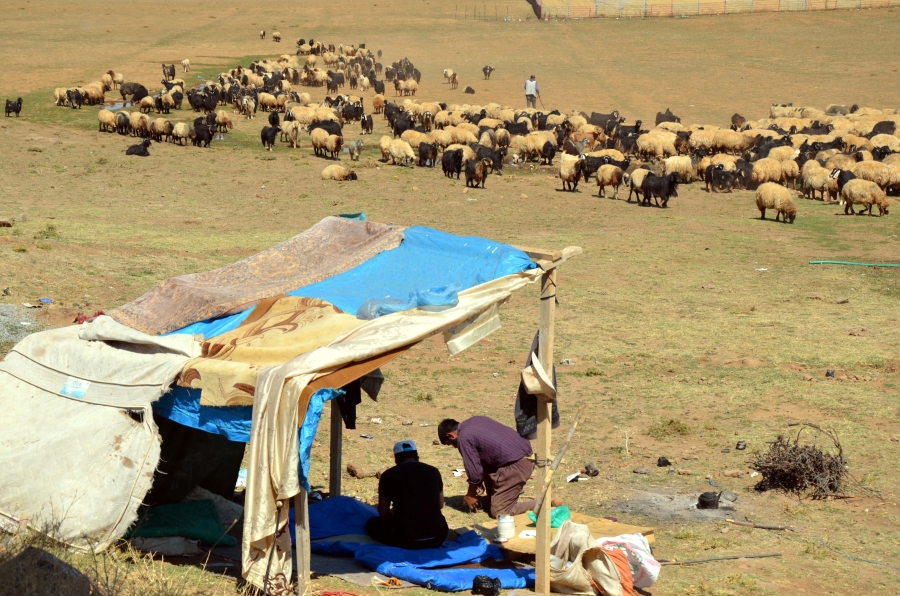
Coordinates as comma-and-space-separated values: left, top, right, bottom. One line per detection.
415, 392, 433, 402
647, 418, 691, 439
34, 224, 59, 240
12, 244, 27, 253
36, 242, 51, 250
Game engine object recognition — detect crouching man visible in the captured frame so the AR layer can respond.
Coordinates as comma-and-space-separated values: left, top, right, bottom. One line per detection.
438, 416, 562, 518
365, 440, 449, 549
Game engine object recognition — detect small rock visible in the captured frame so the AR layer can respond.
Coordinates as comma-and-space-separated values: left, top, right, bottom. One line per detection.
412, 186, 419, 191
432, 439, 441, 445
633, 466, 650, 475
15, 213, 27, 223
721, 448, 731, 453
805, 293, 825, 300
801, 373, 814, 381
834, 296, 850, 304
723, 470, 744, 478
890, 436, 899, 443
559, 358, 575, 366
492, 372, 499, 378
657, 457, 671, 467
677, 469, 693, 476
462, 188, 469, 194
825, 369, 836, 378
721, 491, 739, 502
582, 462, 600, 477
735, 440, 747, 450
520, 193, 528, 199
346, 464, 374, 479
401, 419, 414, 426
0, 218, 12, 228
720, 527, 730, 534
2, 287, 10, 296
849, 328, 866, 336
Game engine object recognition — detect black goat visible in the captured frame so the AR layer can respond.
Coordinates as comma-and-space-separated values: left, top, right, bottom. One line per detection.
442, 148, 463, 179
4, 97, 22, 117
125, 139, 151, 156
162, 64, 175, 81
482, 65, 494, 80
261, 125, 280, 151
268, 110, 280, 128
361, 114, 373, 134
655, 108, 680, 126
642, 173, 680, 208
193, 124, 213, 148
418, 142, 438, 167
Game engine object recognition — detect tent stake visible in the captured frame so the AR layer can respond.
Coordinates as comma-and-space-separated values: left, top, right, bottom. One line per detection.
535, 268, 556, 595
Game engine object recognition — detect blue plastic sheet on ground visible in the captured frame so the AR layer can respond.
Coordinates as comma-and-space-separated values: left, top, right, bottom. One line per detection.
165, 226, 534, 337
288, 226, 535, 316
310, 528, 534, 591
288, 496, 377, 544
152, 386, 341, 492
153, 386, 253, 443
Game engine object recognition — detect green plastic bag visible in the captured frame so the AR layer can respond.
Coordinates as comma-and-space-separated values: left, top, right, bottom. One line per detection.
528, 505, 571, 528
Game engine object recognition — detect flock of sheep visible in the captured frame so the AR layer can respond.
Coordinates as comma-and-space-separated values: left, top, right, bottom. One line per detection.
42, 40, 900, 221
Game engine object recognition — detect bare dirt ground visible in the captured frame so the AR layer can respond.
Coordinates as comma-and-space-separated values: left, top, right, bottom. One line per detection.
2, 2, 900, 595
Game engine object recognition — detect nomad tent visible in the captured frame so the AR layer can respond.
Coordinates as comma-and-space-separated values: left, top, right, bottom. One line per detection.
0, 216, 580, 592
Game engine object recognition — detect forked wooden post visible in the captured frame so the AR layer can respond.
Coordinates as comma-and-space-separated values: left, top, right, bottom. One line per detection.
294, 490, 311, 595
535, 268, 556, 595
329, 399, 343, 497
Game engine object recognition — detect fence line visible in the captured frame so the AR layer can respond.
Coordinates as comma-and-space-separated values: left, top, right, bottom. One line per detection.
531, 0, 900, 19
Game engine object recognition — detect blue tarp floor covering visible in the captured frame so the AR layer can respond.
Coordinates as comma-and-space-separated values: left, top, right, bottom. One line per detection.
298, 497, 534, 592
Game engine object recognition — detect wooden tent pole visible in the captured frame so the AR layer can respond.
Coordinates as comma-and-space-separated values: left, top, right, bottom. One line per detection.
294, 490, 310, 595
329, 399, 343, 497
535, 268, 556, 595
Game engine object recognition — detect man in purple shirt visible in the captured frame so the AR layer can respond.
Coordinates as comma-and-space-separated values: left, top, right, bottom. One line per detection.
438, 416, 562, 517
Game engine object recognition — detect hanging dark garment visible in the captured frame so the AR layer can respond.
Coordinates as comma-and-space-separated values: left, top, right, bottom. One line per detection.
514, 331, 560, 440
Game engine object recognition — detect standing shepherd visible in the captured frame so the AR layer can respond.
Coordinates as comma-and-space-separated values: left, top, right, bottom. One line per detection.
524, 74, 540, 109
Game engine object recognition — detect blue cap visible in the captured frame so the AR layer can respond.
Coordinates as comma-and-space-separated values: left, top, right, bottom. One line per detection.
393, 440, 417, 454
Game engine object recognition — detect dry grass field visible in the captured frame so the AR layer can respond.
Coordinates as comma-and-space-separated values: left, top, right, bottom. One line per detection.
2, 1, 900, 595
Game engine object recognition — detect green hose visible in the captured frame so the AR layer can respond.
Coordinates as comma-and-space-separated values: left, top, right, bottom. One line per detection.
809, 260, 900, 268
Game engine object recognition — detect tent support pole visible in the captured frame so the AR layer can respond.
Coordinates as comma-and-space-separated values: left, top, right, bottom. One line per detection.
535, 267, 556, 595
329, 399, 343, 497
294, 490, 310, 595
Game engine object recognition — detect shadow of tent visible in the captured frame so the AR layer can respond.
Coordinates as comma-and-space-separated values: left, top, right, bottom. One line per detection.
0, 546, 92, 595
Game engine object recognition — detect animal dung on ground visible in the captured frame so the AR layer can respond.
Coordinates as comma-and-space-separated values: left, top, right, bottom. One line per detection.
750, 423, 848, 499
657, 457, 671, 467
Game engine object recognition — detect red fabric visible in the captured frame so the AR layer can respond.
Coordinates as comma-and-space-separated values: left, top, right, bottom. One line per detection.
76, 311, 106, 325
604, 547, 635, 595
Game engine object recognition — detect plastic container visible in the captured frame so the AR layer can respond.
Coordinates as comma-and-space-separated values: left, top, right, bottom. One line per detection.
497, 515, 516, 540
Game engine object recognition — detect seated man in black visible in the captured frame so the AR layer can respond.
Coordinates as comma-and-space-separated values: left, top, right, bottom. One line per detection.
365, 440, 449, 549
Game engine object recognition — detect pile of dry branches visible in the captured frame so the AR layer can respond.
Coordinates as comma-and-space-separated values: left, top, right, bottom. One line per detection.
751, 423, 847, 499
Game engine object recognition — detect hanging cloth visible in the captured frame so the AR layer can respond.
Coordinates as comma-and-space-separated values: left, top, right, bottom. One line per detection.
514, 331, 560, 440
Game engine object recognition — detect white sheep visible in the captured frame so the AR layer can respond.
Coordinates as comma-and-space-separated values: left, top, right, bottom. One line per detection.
97, 109, 116, 132
596, 164, 626, 199
321, 164, 358, 180
851, 161, 890, 188
664, 156, 696, 183
840, 179, 890, 216
627, 168, 651, 202
800, 161, 837, 201
751, 158, 784, 186
181, 59, 190, 73
756, 183, 797, 223
389, 139, 416, 165
558, 154, 585, 192
378, 135, 392, 160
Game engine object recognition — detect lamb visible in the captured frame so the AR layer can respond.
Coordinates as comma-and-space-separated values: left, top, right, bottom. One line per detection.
442, 148, 464, 179
840, 179, 890, 216
389, 139, 415, 165
347, 139, 364, 161
800, 161, 837, 201
281, 121, 301, 148
664, 155, 696, 183
641, 173, 680, 208
125, 139, 151, 156
181, 59, 190, 73
465, 158, 491, 188
596, 165, 626, 199
321, 164, 358, 180
240, 97, 256, 119
378, 135, 393, 160
261, 125, 280, 151
558, 154, 585, 192
627, 168, 651, 202
755, 182, 797, 223
751, 158, 784, 186
97, 108, 116, 132
781, 159, 800, 189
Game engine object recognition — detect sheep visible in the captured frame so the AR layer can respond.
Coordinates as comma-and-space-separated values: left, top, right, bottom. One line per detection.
97, 108, 116, 132
260, 30, 266, 40
450, 73, 459, 90
751, 158, 784, 186
378, 135, 392, 160
755, 182, 797, 223
712, 129, 753, 155
800, 161, 837, 201
311, 128, 330, 156
389, 139, 415, 166
139, 96, 156, 114
781, 159, 800, 189
324, 134, 343, 159
851, 161, 890, 188
129, 112, 151, 137
464, 86, 475, 94
215, 110, 234, 133
114, 111, 131, 135
558, 154, 585, 192
347, 139, 364, 161
372, 94, 385, 114
840, 179, 890, 216
172, 122, 192, 145
869, 134, 900, 152
272, 31, 281, 42
636, 133, 676, 159
767, 146, 799, 162
321, 164, 358, 180
442, 148, 464, 178
181, 59, 190, 73
418, 142, 438, 167
53, 88, 68, 106
465, 158, 491, 188
240, 97, 256, 119
664, 156, 696, 184
596, 164, 626, 199
400, 129, 430, 149
125, 139, 152, 156
642, 173, 680, 208
626, 168, 651, 202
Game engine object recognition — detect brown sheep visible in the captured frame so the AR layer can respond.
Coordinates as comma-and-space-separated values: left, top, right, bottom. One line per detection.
597, 165, 626, 199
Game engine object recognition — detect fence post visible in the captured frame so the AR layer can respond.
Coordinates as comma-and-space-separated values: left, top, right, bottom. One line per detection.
644, 0, 648, 16
568, 0, 571, 17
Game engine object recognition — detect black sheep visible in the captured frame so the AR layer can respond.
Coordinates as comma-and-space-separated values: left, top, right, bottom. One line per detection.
642, 173, 680, 208
361, 114, 373, 135
261, 125, 280, 151
268, 110, 280, 128
205, 112, 217, 128
442, 148, 463, 179
418, 142, 438, 167
4, 97, 22, 117
193, 124, 213, 148
539, 141, 556, 166
308, 121, 342, 137
126, 139, 152, 157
